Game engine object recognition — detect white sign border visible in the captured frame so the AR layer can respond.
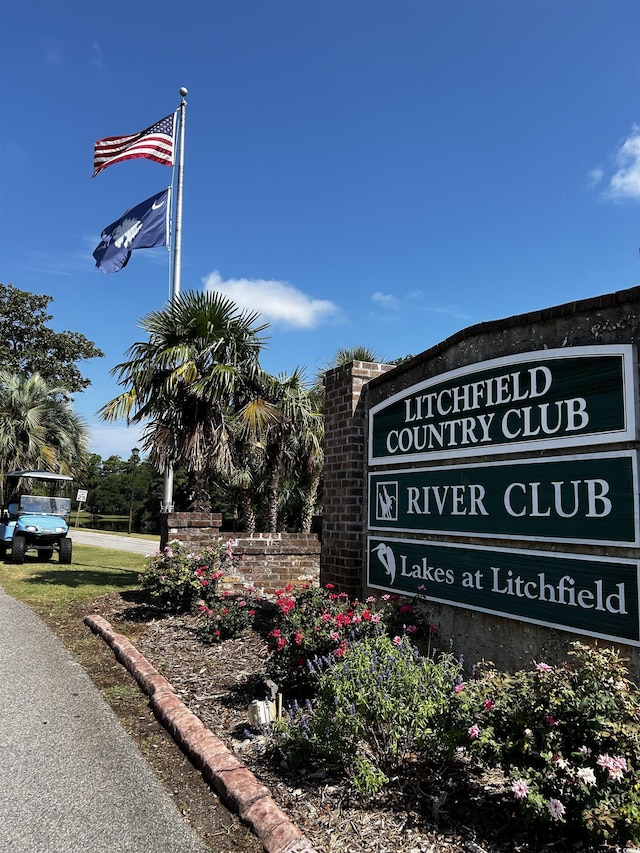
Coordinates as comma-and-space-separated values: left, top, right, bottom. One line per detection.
366, 535, 640, 647
367, 450, 640, 546
368, 345, 638, 465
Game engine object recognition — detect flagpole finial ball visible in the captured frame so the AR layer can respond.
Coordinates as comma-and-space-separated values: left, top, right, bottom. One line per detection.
179, 87, 188, 97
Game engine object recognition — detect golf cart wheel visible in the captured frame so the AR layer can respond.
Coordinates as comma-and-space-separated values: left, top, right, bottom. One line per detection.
38, 548, 54, 562
11, 535, 26, 564
59, 536, 72, 565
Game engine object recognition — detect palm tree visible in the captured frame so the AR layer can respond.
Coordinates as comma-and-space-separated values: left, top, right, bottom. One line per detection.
99, 291, 269, 512
0, 372, 88, 503
312, 345, 382, 405
253, 368, 323, 533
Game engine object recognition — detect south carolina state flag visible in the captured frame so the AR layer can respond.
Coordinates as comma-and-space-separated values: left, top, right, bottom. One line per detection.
93, 189, 170, 274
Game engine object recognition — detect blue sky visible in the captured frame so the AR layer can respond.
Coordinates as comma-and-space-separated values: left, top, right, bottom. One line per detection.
1, 0, 639, 459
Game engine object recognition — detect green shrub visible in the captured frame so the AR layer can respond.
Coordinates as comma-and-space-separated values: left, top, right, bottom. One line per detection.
455, 642, 640, 847
198, 592, 257, 643
271, 634, 462, 795
140, 539, 234, 611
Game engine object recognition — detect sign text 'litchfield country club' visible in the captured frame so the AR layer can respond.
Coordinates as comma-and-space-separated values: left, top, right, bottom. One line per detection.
369, 345, 637, 463
367, 537, 640, 645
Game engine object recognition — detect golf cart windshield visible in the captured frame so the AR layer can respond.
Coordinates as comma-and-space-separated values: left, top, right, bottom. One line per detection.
19, 496, 71, 517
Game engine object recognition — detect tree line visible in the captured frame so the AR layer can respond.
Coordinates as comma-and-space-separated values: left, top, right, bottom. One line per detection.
0, 282, 386, 533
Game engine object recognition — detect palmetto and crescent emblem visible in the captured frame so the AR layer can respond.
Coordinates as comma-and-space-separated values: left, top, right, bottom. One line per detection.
372, 542, 396, 585
112, 217, 143, 249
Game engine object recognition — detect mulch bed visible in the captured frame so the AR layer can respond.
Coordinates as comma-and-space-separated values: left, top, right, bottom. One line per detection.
82, 591, 598, 853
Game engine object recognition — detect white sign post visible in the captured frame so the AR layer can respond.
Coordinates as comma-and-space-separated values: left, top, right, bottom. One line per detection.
75, 490, 88, 528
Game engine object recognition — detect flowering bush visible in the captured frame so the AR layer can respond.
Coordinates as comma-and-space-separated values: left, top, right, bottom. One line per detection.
140, 539, 235, 611
271, 634, 462, 795
265, 583, 390, 693
454, 642, 640, 846
198, 592, 257, 644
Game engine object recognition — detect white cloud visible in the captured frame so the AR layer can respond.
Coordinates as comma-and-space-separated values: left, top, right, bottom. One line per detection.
592, 127, 640, 202
203, 271, 341, 328
586, 167, 604, 190
370, 289, 470, 323
606, 127, 640, 200
372, 291, 400, 309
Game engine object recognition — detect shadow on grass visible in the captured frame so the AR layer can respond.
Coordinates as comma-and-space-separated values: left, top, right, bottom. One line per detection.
24, 567, 140, 589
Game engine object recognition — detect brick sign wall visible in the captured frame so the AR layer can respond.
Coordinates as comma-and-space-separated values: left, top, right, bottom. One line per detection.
321, 287, 640, 676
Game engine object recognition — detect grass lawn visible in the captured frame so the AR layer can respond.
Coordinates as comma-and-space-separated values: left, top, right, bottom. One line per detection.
0, 544, 146, 615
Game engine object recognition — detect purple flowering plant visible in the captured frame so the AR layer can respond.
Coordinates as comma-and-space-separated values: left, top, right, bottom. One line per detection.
270, 633, 463, 795
454, 641, 640, 846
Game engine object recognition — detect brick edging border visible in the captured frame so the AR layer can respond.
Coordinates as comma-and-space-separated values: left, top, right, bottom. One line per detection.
84, 615, 317, 853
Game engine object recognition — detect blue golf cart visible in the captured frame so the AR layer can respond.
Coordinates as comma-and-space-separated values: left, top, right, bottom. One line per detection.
0, 470, 73, 564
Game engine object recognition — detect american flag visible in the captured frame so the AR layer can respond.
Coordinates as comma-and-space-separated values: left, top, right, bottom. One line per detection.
93, 114, 175, 177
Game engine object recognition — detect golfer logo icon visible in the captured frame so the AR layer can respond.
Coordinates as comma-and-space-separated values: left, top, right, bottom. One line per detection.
375, 481, 398, 521
371, 542, 396, 585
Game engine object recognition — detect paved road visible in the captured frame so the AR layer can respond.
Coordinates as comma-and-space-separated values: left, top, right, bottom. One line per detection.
0, 587, 209, 853
70, 529, 161, 556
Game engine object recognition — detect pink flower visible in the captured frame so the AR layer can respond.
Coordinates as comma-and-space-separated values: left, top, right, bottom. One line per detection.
371, 614, 381, 624
536, 662, 553, 672
366, 596, 376, 604
511, 779, 529, 800
547, 798, 565, 819
381, 594, 391, 601
468, 724, 480, 739
330, 632, 340, 642
546, 715, 559, 727
392, 636, 402, 646
597, 754, 627, 781
325, 583, 334, 590
454, 683, 466, 694
405, 625, 417, 634
483, 699, 494, 710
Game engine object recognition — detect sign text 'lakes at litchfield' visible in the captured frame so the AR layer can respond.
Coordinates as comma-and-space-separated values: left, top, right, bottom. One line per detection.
369, 451, 640, 545
367, 537, 640, 645
369, 346, 638, 464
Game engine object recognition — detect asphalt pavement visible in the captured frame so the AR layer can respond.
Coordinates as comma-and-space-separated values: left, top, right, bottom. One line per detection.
70, 529, 160, 556
0, 530, 210, 853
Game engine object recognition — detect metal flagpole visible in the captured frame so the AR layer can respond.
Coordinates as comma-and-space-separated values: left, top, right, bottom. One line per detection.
162, 86, 188, 513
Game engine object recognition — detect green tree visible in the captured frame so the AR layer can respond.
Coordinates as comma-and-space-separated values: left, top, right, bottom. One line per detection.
99, 290, 269, 512
0, 372, 88, 503
257, 369, 323, 533
0, 283, 104, 391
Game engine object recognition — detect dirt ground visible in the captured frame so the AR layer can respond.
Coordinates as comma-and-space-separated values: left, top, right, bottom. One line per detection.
43, 590, 598, 853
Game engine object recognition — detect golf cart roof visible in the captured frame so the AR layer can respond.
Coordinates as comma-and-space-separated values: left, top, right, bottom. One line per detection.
6, 470, 73, 482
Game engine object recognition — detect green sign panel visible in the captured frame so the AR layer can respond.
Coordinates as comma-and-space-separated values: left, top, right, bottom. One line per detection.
369, 346, 636, 463
369, 452, 639, 544
367, 537, 640, 645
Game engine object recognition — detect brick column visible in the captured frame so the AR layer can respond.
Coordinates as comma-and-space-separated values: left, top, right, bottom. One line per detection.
159, 512, 223, 550
320, 361, 393, 597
